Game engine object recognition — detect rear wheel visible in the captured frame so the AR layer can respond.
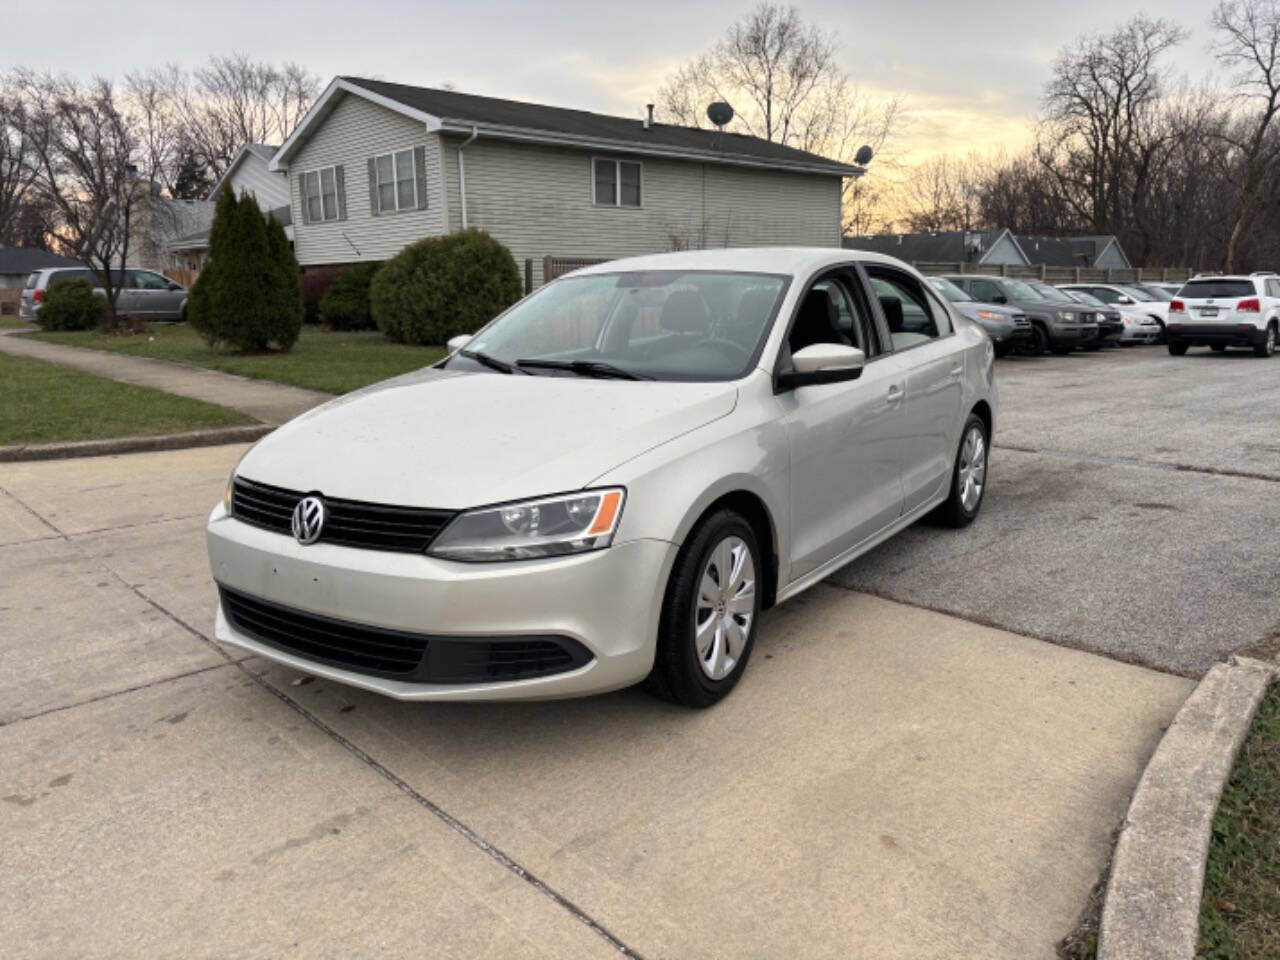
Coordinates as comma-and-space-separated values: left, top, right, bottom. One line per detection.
645, 510, 761, 707
1253, 323, 1276, 358
933, 413, 988, 528
1168, 342, 1188, 356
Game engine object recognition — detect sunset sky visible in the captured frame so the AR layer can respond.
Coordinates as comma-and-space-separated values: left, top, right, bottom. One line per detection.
38, 0, 1225, 169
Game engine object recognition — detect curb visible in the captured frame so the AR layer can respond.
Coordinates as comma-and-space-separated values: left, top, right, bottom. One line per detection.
0, 424, 275, 462
1097, 655, 1278, 960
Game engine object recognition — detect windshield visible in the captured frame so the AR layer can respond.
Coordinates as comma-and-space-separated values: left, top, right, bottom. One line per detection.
1065, 289, 1106, 307
928, 276, 972, 302
446, 270, 790, 381
1027, 281, 1067, 301
1003, 279, 1039, 300
1138, 285, 1174, 301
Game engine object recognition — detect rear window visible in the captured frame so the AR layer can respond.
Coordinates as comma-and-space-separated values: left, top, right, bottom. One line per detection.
1179, 280, 1255, 299
24, 272, 39, 289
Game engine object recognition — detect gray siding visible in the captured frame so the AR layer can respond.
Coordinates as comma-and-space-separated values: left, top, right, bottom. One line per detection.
227, 154, 289, 211
1095, 242, 1130, 269
441, 136, 843, 284
288, 93, 445, 266
287, 92, 844, 280
980, 232, 1029, 267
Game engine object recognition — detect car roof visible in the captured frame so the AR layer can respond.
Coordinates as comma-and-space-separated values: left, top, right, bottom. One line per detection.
568, 247, 914, 280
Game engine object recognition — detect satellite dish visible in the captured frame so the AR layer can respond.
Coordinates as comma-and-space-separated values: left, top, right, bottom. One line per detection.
706, 102, 735, 128
854, 144, 874, 166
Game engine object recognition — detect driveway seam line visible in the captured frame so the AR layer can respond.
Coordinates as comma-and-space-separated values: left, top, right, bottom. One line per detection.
9, 661, 237, 726
997, 442, 1280, 484
15, 463, 647, 959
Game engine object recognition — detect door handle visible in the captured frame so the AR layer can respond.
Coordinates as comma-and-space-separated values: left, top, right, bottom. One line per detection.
949, 365, 963, 378
886, 384, 904, 405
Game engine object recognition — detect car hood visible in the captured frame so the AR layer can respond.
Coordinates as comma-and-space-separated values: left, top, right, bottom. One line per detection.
235, 368, 739, 509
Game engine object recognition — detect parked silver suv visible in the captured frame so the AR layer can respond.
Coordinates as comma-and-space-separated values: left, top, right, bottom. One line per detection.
1167, 273, 1280, 357
20, 267, 188, 323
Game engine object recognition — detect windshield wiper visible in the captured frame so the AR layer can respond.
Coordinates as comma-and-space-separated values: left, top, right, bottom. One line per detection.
458, 348, 518, 374
514, 358, 653, 380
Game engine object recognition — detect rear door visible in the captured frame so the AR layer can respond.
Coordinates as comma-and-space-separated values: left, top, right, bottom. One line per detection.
128, 270, 178, 318
862, 264, 966, 514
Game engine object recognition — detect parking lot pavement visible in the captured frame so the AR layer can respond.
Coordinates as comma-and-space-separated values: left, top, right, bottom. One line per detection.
832, 347, 1280, 676
1, 443, 1193, 958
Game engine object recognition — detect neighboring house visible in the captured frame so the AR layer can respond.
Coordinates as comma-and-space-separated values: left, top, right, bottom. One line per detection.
843, 229, 1030, 267
129, 181, 216, 273
268, 76, 861, 287
1015, 234, 1131, 270
0, 247, 84, 288
168, 143, 292, 270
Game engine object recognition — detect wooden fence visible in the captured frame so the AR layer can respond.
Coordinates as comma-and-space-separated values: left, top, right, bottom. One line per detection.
0, 288, 20, 315
538, 254, 1194, 289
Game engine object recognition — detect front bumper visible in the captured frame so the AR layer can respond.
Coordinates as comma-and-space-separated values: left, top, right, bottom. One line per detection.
206, 507, 677, 700
1118, 322, 1161, 343
1166, 322, 1267, 347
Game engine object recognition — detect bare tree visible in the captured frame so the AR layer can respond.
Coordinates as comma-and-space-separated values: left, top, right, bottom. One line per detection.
123, 65, 185, 195
0, 77, 40, 245
1211, 0, 1280, 270
901, 154, 987, 233
656, 2, 904, 236
178, 55, 319, 175
15, 71, 142, 325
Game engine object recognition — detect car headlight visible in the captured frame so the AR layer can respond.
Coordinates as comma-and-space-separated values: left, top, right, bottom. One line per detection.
976, 310, 1004, 322
429, 488, 625, 562
1123, 316, 1134, 325
1057, 310, 1074, 322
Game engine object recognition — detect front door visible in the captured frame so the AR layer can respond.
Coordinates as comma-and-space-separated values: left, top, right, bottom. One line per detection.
864, 265, 965, 514
779, 271, 905, 580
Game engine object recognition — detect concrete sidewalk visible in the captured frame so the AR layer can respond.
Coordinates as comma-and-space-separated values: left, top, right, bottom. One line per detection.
0, 330, 331, 424
0, 444, 1195, 959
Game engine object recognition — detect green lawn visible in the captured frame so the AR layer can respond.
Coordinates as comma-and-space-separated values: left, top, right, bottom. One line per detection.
26, 324, 445, 395
0, 353, 253, 445
1198, 681, 1280, 959
0, 313, 33, 329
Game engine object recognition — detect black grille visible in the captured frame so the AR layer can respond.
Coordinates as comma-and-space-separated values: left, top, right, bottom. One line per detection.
218, 587, 593, 683
231, 477, 455, 553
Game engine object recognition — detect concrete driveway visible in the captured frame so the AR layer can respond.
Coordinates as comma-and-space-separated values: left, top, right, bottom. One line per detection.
1, 440, 1192, 959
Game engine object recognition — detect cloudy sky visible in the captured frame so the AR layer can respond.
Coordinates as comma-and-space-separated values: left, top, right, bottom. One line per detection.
39, 0, 1223, 163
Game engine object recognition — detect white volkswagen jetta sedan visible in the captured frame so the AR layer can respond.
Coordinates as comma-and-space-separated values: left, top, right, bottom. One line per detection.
207, 248, 997, 707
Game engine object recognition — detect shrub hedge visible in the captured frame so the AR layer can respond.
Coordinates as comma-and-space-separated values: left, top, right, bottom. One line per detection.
35, 278, 106, 331
319, 262, 382, 330
371, 229, 521, 345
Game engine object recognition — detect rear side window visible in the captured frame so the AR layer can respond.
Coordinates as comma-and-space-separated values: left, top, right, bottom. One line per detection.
48, 269, 97, 289
1180, 280, 1256, 299
867, 270, 949, 349
24, 272, 39, 289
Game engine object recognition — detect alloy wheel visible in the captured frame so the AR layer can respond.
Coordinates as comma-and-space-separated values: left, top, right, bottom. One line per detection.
958, 426, 987, 513
694, 536, 756, 680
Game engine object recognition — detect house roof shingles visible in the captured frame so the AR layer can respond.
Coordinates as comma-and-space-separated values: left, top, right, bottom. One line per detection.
336, 77, 858, 176
842, 230, 1009, 263
0, 247, 84, 276
1014, 234, 1124, 268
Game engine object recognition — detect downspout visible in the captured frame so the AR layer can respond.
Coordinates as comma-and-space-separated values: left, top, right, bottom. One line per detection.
458, 126, 479, 229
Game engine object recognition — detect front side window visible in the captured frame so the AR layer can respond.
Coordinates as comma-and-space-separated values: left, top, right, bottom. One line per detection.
372, 148, 417, 213
867, 269, 949, 349
130, 270, 170, 290
593, 158, 642, 207
302, 167, 340, 223
968, 279, 1003, 303
447, 270, 788, 381
786, 276, 880, 359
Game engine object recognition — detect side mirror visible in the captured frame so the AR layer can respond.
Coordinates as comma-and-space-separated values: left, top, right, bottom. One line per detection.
1117, 295, 1132, 304
446, 334, 473, 353
778, 343, 865, 390
168, 282, 182, 291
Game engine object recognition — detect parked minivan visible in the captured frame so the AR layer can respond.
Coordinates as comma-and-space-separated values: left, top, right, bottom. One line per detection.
20, 267, 188, 323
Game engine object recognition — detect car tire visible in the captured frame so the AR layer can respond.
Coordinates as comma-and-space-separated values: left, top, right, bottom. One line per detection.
645, 510, 762, 708
1023, 323, 1049, 356
994, 342, 1011, 358
932, 412, 989, 528
1253, 323, 1276, 358
1152, 318, 1166, 344
1168, 342, 1189, 356
1211, 343, 1226, 352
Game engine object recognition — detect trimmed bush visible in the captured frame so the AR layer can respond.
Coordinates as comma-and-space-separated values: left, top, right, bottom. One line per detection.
35, 278, 107, 331
188, 189, 301, 352
319, 262, 381, 330
371, 229, 521, 345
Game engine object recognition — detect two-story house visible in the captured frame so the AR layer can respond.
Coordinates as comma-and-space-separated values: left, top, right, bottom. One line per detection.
268, 77, 861, 291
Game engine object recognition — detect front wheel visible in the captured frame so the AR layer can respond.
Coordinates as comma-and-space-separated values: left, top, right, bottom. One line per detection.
1021, 324, 1049, 356
1253, 324, 1277, 358
933, 413, 989, 528
645, 510, 761, 707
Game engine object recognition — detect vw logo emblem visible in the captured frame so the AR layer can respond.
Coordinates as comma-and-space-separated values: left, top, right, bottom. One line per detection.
291, 495, 326, 545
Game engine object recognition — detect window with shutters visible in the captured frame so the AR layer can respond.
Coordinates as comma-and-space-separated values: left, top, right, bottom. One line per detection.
592, 158, 642, 207
301, 166, 341, 223
372, 148, 417, 213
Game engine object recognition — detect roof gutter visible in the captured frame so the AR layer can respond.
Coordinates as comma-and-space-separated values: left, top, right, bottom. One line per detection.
457, 126, 479, 230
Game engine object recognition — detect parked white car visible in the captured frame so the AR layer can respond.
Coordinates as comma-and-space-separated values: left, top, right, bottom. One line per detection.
1167, 273, 1280, 357
207, 248, 998, 707
1058, 282, 1170, 329
1056, 284, 1161, 343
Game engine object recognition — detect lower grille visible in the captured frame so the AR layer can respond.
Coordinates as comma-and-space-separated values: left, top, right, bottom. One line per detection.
218, 587, 593, 684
